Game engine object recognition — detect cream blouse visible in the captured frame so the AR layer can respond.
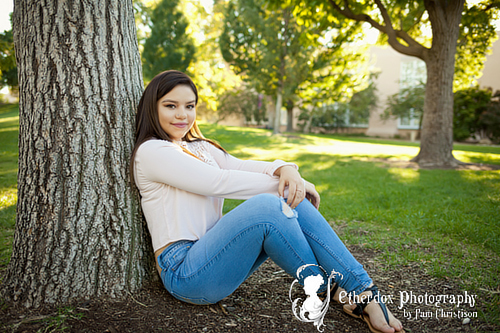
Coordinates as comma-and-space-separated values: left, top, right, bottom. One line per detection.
134, 139, 297, 251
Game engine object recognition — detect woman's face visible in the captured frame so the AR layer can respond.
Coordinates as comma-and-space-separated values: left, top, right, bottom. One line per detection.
157, 84, 196, 141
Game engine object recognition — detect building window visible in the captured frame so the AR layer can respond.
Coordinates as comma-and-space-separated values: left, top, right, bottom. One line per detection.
397, 59, 426, 130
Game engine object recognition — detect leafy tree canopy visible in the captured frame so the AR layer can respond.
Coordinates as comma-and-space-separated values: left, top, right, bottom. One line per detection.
0, 29, 17, 91
285, 0, 498, 91
383, 83, 425, 128
219, 0, 370, 126
141, 0, 196, 81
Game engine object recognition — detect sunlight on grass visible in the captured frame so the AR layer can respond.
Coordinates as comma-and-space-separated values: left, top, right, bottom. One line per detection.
0, 116, 19, 124
387, 168, 420, 183
0, 190, 17, 209
454, 150, 500, 165
460, 170, 500, 183
231, 134, 420, 162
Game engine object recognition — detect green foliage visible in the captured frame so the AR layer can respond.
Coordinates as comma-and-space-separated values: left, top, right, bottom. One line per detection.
217, 87, 267, 125
220, 0, 300, 95
454, 2, 499, 90
302, 77, 377, 131
453, 87, 491, 142
133, 0, 152, 48
345, 76, 378, 124
383, 84, 425, 128
0, 29, 17, 91
480, 92, 500, 143
141, 0, 196, 81
291, 0, 498, 91
219, 0, 369, 115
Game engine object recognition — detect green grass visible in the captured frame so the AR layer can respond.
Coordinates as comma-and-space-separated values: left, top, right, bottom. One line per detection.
0, 103, 18, 270
1, 108, 499, 326
200, 123, 500, 326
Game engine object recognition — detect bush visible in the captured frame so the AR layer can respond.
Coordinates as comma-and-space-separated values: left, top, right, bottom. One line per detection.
479, 92, 500, 143
453, 87, 492, 142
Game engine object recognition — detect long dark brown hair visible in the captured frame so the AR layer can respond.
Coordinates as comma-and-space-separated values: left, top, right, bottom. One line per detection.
129, 70, 225, 185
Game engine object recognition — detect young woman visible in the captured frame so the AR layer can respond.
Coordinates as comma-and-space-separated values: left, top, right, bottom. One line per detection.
130, 70, 404, 333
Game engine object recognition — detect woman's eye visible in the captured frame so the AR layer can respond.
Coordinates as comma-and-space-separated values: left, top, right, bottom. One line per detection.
164, 104, 176, 109
187, 105, 195, 110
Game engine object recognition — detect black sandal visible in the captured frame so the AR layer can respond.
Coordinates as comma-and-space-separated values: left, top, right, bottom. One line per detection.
343, 285, 404, 333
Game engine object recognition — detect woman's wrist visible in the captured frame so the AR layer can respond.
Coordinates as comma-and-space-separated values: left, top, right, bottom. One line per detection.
274, 165, 295, 177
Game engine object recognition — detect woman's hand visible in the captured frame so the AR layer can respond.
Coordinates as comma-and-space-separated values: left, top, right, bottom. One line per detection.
274, 165, 305, 209
304, 180, 320, 209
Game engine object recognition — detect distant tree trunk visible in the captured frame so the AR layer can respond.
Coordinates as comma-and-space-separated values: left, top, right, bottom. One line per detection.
274, 92, 283, 134
412, 0, 465, 167
286, 102, 294, 132
2, 0, 153, 308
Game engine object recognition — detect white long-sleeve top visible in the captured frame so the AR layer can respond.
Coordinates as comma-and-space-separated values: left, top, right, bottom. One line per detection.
134, 139, 297, 252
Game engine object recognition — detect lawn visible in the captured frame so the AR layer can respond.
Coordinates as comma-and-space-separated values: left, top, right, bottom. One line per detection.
1, 105, 499, 326
0, 103, 18, 269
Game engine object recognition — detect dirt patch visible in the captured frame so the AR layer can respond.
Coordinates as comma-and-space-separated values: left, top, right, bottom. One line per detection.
1, 241, 498, 333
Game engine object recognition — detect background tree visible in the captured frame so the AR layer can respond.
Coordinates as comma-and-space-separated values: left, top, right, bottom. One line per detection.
218, 86, 267, 124
181, 0, 243, 119
383, 84, 425, 131
1, 0, 152, 307
286, 0, 499, 167
220, 0, 294, 133
345, 76, 378, 124
454, 4, 499, 90
0, 29, 17, 93
220, 0, 368, 133
141, 0, 196, 81
300, 76, 377, 133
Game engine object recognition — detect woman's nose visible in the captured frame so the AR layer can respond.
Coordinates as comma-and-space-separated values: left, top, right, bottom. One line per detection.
176, 108, 187, 119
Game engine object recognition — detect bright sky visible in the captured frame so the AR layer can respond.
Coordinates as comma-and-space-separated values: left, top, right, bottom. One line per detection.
0, 0, 12, 33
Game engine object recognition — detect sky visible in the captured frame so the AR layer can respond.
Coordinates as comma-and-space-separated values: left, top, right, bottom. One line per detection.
0, 0, 12, 33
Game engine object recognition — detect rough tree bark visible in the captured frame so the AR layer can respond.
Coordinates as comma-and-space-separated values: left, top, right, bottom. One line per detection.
327, 0, 466, 168
1, 0, 153, 307
413, 0, 464, 167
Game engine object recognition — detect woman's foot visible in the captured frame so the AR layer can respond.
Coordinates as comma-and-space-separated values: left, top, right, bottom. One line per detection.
332, 285, 348, 304
344, 285, 404, 333
319, 283, 348, 304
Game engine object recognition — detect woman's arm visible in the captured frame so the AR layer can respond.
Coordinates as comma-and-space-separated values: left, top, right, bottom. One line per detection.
209, 142, 320, 209
135, 140, 281, 199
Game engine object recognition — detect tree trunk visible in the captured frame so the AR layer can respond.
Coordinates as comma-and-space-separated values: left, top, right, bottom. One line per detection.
273, 92, 283, 134
2, 0, 153, 308
412, 0, 465, 167
286, 102, 294, 132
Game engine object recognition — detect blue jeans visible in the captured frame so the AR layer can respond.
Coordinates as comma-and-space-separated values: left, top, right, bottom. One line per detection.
157, 193, 372, 305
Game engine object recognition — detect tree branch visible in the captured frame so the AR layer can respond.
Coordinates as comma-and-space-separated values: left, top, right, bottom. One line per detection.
485, 2, 500, 11
327, 0, 427, 60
